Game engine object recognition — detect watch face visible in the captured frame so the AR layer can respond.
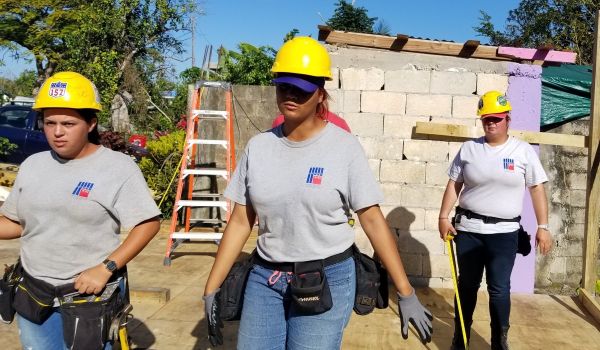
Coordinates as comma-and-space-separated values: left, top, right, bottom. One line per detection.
105, 260, 117, 272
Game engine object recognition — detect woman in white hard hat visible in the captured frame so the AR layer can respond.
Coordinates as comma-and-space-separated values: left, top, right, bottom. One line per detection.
203, 37, 433, 349
438, 91, 552, 350
0, 71, 161, 350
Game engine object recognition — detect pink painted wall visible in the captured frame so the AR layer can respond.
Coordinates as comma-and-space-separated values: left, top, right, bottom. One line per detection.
507, 63, 543, 294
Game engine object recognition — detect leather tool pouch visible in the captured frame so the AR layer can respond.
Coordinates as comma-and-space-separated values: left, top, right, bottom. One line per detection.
352, 245, 388, 315
59, 279, 125, 350
517, 225, 532, 256
290, 260, 332, 315
0, 259, 22, 324
12, 269, 55, 324
219, 251, 255, 321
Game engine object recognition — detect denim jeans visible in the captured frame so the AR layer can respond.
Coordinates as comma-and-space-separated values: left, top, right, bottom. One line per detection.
454, 230, 518, 333
237, 257, 356, 350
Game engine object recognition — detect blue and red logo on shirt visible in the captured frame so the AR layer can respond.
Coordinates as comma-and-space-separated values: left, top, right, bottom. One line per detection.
503, 158, 515, 172
72, 181, 94, 198
306, 167, 324, 185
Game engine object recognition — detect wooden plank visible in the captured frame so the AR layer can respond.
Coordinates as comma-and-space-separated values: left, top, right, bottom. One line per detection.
130, 287, 171, 304
582, 10, 600, 293
415, 122, 587, 148
579, 288, 600, 326
497, 46, 577, 63
318, 28, 511, 61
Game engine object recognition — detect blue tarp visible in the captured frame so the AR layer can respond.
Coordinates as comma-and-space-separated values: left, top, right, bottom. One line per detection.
541, 64, 591, 127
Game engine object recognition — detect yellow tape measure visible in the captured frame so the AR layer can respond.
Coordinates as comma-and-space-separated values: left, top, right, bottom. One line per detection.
446, 233, 468, 349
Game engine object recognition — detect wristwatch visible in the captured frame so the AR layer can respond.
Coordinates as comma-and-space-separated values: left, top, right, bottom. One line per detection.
537, 224, 549, 230
102, 259, 118, 273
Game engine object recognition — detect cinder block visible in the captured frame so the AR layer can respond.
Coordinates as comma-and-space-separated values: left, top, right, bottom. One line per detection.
328, 90, 361, 114
402, 254, 423, 276
369, 159, 381, 180
570, 189, 587, 208
449, 142, 463, 161
547, 257, 566, 275
406, 94, 452, 117
130, 287, 170, 304
426, 162, 450, 186
403, 139, 449, 162
353, 227, 374, 256
361, 91, 406, 114
410, 230, 445, 255
477, 73, 509, 95
565, 257, 582, 275
384, 115, 429, 139
324, 67, 340, 90
568, 172, 587, 190
380, 182, 404, 204
340, 67, 384, 90
385, 70, 430, 93
431, 71, 476, 95
380, 160, 426, 184
402, 185, 445, 208
452, 95, 480, 119
382, 206, 426, 231
343, 113, 384, 137
425, 209, 446, 231
358, 136, 404, 160
428, 254, 452, 278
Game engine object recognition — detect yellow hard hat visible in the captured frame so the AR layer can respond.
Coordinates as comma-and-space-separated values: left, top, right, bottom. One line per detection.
33, 71, 102, 111
477, 90, 511, 116
271, 37, 332, 80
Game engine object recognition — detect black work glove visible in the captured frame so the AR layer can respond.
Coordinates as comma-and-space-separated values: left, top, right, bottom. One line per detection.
203, 288, 224, 346
397, 288, 433, 343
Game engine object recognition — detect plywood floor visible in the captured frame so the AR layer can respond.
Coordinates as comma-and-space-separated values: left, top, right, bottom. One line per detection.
1, 224, 598, 349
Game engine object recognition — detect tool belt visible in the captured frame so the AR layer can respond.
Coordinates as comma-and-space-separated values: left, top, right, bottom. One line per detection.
219, 251, 256, 321
11, 264, 128, 350
351, 245, 388, 315
455, 207, 521, 224
0, 258, 22, 324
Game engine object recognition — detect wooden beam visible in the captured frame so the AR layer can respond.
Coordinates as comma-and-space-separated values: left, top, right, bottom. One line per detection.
582, 10, 600, 294
497, 46, 577, 63
414, 122, 587, 148
579, 288, 600, 326
317, 25, 332, 42
320, 29, 512, 61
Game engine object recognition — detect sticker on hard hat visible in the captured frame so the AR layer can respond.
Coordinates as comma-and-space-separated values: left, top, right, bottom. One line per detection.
478, 99, 484, 109
497, 95, 507, 106
49, 82, 67, 98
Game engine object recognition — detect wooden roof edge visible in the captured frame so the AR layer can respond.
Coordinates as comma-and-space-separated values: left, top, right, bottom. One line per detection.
497, 46, 577, 64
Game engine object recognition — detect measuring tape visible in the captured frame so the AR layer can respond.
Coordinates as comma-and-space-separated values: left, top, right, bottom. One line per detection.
446, 233, 468, 349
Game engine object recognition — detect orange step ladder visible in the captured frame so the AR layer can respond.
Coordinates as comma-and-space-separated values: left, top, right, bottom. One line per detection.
163, 81, 236, 266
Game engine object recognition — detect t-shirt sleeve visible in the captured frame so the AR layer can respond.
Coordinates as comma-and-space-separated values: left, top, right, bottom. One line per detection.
0, 169, 22, 222
224, 150, 250, 205
347, 144, 384, 211
524, 144, 548, 187
448, 146, 464, 182
113, 167, 161, 229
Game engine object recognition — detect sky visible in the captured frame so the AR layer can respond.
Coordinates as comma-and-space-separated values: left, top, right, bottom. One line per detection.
0, 0, 521, 81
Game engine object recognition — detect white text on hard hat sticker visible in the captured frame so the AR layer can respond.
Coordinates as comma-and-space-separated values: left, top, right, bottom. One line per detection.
49, 82, 67, 98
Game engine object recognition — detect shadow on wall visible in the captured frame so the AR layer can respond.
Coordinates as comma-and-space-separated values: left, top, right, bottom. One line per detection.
385, 206, 489, 349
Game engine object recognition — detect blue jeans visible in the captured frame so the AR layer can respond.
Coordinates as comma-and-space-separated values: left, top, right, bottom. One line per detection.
454, 230, 518, 332
237, 257, 356, 350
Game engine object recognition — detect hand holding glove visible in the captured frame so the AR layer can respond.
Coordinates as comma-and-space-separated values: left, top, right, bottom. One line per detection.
203, 288, 224, 346
397, 288, 433, 343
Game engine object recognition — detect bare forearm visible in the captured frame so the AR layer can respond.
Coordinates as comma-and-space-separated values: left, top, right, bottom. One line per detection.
439, 180, 462, 218
0, 216, 22, 239
530, 184, 548, 224
108, 217, 160, 269
358, 206, 413, 296
204, 204, 255, 295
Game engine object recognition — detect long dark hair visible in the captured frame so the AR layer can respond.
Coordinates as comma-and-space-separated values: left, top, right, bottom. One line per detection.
76, 109, 101, 145
316, 87, 330, 119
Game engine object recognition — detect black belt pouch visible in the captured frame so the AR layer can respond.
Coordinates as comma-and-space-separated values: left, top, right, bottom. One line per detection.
290, 260, 332, 315
12, 270, 55, 324
60, 284, 123, 350
0, 260, 22, 324
353, 246, 389, 315
219, 252, 255, 321
517, 225, 532, 256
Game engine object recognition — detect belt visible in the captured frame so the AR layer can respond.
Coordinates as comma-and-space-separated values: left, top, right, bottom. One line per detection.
456, 206, 520, 224
254, 246, 354, 272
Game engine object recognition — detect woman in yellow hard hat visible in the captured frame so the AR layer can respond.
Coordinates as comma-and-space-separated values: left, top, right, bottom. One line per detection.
438, 91, 552, 350
0, 71, 161, 349
203, 36, 432, 348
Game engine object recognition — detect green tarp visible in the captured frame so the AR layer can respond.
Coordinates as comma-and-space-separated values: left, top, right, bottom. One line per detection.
541, 64, 591, 127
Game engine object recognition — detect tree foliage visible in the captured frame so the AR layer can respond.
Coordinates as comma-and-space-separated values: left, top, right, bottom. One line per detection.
0, 70, 36, 97
475, 0, 599, 65
326, 0, 377, 34
220, 43, 276, 85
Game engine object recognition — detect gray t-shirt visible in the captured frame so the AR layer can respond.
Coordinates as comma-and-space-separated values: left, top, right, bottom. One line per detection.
0, 146, 161, 285
225, 123, 383, 262
449, 136, 548, 234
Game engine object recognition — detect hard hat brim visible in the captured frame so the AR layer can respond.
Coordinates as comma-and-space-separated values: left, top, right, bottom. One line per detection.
480, 112, 509, 119
272, 76, 323, 93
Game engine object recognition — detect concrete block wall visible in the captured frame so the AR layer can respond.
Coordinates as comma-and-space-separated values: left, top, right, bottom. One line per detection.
327, 46, 511, 288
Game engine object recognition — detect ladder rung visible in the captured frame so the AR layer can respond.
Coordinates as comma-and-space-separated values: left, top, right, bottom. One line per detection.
183, 168, 228, 179
189, 218, 224, 223
171, 232, 223, 240
188, 140, 228, 148
193, 110, 228, 119
198, 81, 231, 89
192, 193, 222, 198
177, 200, 228, 210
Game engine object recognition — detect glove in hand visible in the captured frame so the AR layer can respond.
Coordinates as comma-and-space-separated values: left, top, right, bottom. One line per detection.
203, 288, 224, 346
397, 289, 433, 343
